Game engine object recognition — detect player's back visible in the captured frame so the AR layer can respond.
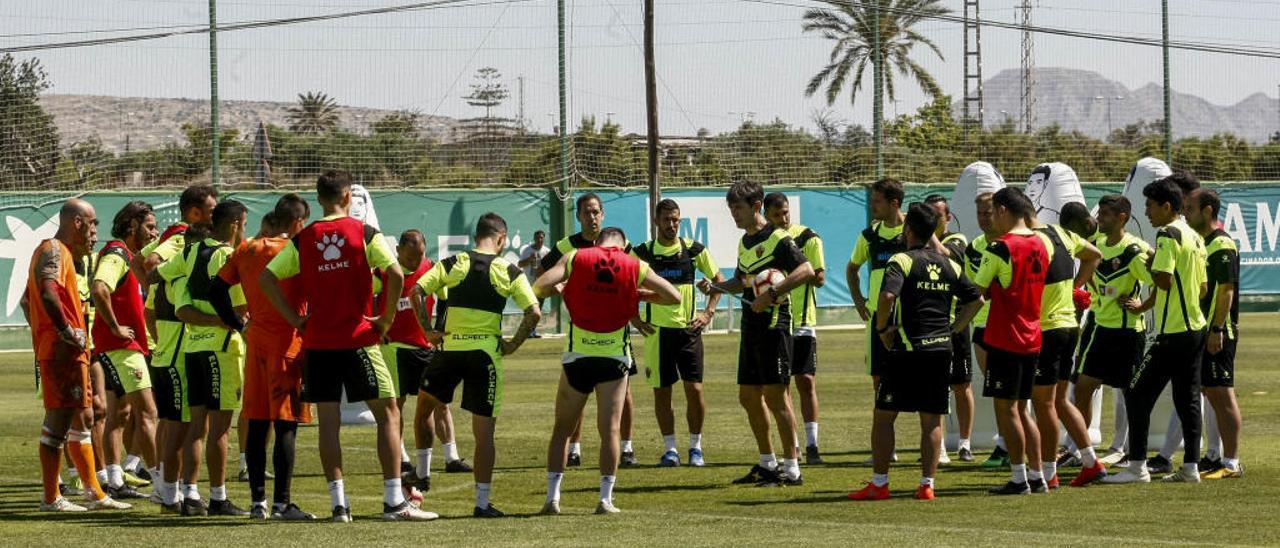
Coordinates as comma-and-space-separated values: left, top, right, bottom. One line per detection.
887, 248, 971, 352
564, 246, 642, 334
227, 237, 302, 337
1033, 224, 1084, 330
983, 230, 1048, 353
290, 216, 379, 349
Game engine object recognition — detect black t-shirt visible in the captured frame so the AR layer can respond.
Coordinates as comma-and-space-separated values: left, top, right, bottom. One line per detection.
735, 224, 808, 332
880, 247, 981, 352
1203, 228, 1241, 332
540, 233, 632, 273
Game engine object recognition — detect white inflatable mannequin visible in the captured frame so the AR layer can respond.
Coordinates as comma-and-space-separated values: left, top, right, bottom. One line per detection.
1026, 162, 1087, 226
1121, 157, 1172, 245
1023, 163, 1113, 448
339, 184, 379, 425
950, 161, 1007, 239
948, 162, 1006, 450
1113, 158, 1174, 452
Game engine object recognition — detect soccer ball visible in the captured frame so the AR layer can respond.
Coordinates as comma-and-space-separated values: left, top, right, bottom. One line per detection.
404, 483, 424, 508
751, 268, 787, 301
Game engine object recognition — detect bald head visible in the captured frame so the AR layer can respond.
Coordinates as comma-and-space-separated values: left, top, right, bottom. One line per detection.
59, 198, 94, 223
56, 198, 98, 256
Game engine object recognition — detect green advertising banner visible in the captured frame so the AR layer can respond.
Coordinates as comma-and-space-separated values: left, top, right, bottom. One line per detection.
0, 182, 1275, 327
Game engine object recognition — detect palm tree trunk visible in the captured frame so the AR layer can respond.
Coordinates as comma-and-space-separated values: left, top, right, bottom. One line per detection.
872, 0, 884, 179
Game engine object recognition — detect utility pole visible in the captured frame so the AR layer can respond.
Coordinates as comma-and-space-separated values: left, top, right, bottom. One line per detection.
554, 0, 570, 333
1019, 0, 1035, 133
1162, 0, 1172, 162
1095, 95, 1125, 136
872, 0, 884, 179
518, 75, 526, 130
209, 0, 220, 185
962, 0, 984, 136
644, 0, 660, 239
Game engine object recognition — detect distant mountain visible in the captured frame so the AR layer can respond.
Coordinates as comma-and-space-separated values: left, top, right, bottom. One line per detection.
41, 94, 465, 153
961, 67, 1279, 143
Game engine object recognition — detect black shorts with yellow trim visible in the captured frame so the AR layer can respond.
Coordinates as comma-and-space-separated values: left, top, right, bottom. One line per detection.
1202, 334, 1238, 388
1076, 322, 1145, 388
422, 347, 503, 417
949, 327, 973, 385
642, 326, 704, 389
563, 356, 631, 395
1033, 328, 1078, 386
865, 324, 890, 377
738, 327, 791, 386
791, 330, 817, 376
382, 345, 436, 398
149, 348, 188, 422
983, 347, 1037, 400
876, 350, 952, 415
185, 350, 244, 411
302, 345, 395, 403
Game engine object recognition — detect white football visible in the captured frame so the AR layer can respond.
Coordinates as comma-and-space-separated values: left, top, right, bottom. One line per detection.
752, 268, 787, 301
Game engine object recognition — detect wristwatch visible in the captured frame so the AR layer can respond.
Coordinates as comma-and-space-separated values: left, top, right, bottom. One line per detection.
1210, 325, 1225, 333
766, 287, 778, 300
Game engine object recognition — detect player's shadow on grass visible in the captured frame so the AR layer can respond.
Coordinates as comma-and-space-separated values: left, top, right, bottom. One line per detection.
725, 485, 993, 505
491, 462, 745, 472
563, 482, 721, 495
0, 510, 255, 527
724, 491, 853, 506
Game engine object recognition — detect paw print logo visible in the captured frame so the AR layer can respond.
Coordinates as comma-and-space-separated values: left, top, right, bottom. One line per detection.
593, 255, 620, 283
1029, 250, 1044, 274
926, 263, 942, 281
316, 233, 346, 261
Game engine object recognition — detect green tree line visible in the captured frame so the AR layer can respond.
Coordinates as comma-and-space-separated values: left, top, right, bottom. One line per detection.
4, 54, 1279, 190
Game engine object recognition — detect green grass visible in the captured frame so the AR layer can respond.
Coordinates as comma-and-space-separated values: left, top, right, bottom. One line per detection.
2, 315, 1280, 546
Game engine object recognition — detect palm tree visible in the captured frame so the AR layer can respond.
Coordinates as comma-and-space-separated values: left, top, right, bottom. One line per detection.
287, 91, 340, 135
802, 0, 949, 106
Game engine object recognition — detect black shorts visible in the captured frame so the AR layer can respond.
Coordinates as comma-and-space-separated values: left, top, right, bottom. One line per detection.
392, 347, 435, 398
949, 328, 973, 385
422, 349, 502, 417
791, 334, 817, 376
1034, 328, 1078, 386
99, 353, 126, 399
302, 346, 394, 404
877, 351, 952, 415
185, 351, 241, 411
973, 327, 987, 350
1076, 323, 1145, 388
983, 347, 1037, 400
738, 327, 792, 385
1202, 334, 1238, 388
563, 357, 630, 395
644, 327, 704, 388
866, 326, 890, 376
150, 365, 185, 422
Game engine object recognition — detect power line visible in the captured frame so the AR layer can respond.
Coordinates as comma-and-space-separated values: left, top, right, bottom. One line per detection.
9, 0, 1279, 59
0, 0, 537, 53
734, 0, 1280, 59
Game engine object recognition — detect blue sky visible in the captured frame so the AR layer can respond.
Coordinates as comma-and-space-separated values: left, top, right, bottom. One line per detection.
4, 0, 1278, 134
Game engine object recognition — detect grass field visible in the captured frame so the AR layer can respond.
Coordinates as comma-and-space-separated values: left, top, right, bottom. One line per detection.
2, 315, 1279, 546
